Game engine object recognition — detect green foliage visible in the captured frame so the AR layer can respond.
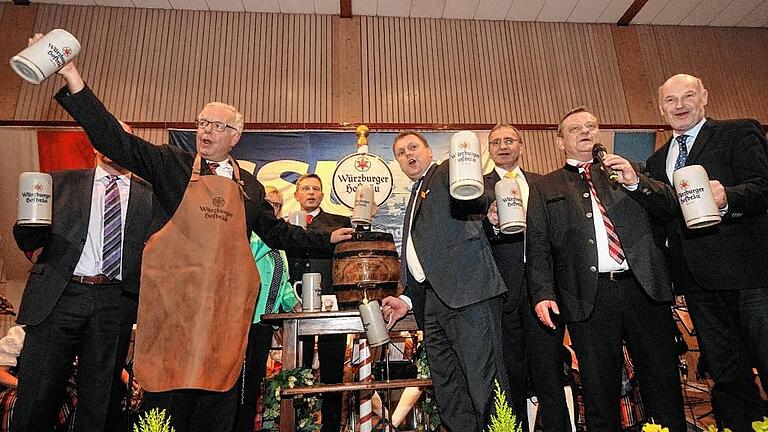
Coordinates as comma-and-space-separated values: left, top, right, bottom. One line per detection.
133, 408, 175, 432
753, 417, 768, 432
486, 380, 521, 432
261, 367, 321, 432
416, 349, 442, 431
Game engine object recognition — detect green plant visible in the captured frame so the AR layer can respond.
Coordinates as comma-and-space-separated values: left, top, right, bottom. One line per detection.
133, 408, 175, 432
486, 380, 521, 432
754, 418, 768, 432
644, 420, 755, 432
261, 367, 321, 432
416, 349, 442, 431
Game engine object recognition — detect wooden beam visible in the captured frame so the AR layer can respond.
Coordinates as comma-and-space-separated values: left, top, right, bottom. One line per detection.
281, 379, 433, 396
0, 120, 682, 131
340, 0, 352, 18
617, 0, 649, 26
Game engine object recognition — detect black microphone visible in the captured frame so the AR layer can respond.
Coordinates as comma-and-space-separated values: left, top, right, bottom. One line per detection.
592, 143, 619, 183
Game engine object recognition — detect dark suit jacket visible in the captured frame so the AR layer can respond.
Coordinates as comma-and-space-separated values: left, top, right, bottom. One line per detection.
13, 169, 154, 326
55, 84, 332, 257
405, 162, 507, 324
482, 169, 541, 310
287, 209, 352, 294
526, 164, 677, 322
644, 118, 768, 291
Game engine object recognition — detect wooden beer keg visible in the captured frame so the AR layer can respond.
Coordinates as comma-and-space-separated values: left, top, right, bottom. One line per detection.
332, 231, 401, 309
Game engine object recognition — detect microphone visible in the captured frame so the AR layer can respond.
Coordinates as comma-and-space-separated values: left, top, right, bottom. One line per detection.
592, 143, 619, 183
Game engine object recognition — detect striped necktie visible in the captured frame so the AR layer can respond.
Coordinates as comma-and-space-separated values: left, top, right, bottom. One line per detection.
674, 135, 689, 171
102, 175, 122, 279
263, 250, 285, 314
582, 163, 625, 264
208, 162, 220, 175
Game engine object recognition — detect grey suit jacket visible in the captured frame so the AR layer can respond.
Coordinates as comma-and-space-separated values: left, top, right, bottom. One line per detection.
526, 164, 676, 322
13, 169, 154, 325
404, 162, 507, 324
644, 118, 768, 291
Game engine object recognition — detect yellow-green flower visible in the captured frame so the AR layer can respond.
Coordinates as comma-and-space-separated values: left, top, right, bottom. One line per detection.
642, 422, 669, 432
753, 417, 768, 432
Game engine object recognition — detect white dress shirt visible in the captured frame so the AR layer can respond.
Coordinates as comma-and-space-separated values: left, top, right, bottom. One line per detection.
665, 117, 706, 183
73, 166, 131, 279
208, 158, 234, 179
405, 163, 435, 284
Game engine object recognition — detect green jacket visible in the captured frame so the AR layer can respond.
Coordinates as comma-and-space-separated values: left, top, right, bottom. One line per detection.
250, 233, 297, 324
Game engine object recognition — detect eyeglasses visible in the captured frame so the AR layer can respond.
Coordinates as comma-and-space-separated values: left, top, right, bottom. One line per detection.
266, 201, 283, 210
196, 119, 237, 132
489, 138, 522, 147
299, 185, 322, 193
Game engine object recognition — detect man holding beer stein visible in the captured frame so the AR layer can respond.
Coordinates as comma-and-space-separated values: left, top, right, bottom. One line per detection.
286, 173, 351, 432
643, 74, 768, 429
526, 107, 685, 431
12, 147, 153, 432
484, 123, 571, 431
44, 35, 353, 431
382, 131, 510, 432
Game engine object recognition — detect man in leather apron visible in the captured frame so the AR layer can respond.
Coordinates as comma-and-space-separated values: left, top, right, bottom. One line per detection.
51, 56, 354, 432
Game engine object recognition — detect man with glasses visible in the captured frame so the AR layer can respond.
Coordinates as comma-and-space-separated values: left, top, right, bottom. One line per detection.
48, 47, 353, 432
484, 124, 571, 431
287, 174, 351, 432
526, 107, 685, 430
234, 186, 297, 432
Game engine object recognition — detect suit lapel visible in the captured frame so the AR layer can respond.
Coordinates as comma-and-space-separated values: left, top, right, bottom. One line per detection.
126, 177, 151, 236
413, 164, 438, 219
686, 119, 715, 165
79, 170, 96, 225
651, 139, 673, 185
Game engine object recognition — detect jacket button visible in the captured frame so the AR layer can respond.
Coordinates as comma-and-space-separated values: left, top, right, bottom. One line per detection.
305, 263, 310, 268
586, 212, 593, 218
583, 192, 590, 198
589, 266, 597, 272
588, 239, 595, 245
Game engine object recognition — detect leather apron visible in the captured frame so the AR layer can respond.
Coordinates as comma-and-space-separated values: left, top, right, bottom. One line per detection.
134, 155, 260, 392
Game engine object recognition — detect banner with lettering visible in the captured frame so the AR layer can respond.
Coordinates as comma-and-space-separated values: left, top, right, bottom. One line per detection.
169, 129, 654, 249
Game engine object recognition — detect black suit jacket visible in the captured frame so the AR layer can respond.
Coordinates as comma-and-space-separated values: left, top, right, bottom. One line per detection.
644, 118, 768, 291
526, 164, 677, 322
482, 169, 540, 310
287, 209, 352, 294
55, 84, 332, 257
13, 169, 154, 325
405, 162, 507, 324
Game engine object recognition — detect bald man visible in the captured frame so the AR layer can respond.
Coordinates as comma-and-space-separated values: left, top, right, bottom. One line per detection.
643, 73, 768, 429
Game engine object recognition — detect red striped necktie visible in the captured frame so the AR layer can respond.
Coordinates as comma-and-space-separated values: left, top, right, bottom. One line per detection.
581, 162, 625, 264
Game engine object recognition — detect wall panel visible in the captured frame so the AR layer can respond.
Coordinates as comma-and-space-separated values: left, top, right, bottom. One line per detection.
0, 4, 766, 184
7, 6, 335, 125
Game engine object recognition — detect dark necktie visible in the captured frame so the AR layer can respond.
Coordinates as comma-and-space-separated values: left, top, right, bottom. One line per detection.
399, 177, 424, 282
674, 135, 689, 171
263, 249, 284, 314
581, 163, 625, 264
102, 175, 122, 279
